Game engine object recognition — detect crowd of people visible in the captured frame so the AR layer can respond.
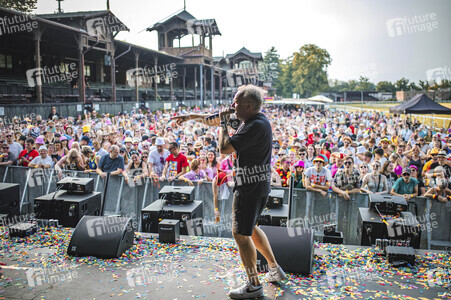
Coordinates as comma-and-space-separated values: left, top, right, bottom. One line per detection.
1, 104, 451, 204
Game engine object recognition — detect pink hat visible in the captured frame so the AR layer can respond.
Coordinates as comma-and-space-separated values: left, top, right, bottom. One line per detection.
60, 136, 67, 141
293, 160, 305, 168
394, 165, 403, 176
35, 136, 45, 144
409, 165, 418, 170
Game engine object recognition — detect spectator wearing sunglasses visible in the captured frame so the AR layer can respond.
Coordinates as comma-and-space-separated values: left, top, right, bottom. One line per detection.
390, 167, 418, 201
5, 131, 22, 158
332, 156, 361, 200
361, 161, 388, 194
148, 137, 169, 177
422, 148, 440, 176
0, 143, 17, 166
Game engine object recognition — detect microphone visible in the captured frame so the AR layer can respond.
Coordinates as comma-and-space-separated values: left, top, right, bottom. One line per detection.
205, 108, 235, 122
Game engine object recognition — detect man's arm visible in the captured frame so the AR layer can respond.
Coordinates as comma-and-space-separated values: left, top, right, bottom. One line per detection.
176, 166, 188, 179
110, 168, 123, 176
219, 125, 235, 155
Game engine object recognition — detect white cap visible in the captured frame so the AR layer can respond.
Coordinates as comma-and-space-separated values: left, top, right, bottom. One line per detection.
356, 146, 367, 154
39, 145, 47, 151
156, 137, 165, 146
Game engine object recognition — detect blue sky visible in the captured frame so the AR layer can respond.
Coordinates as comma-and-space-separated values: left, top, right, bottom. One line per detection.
33, 0, 451, 84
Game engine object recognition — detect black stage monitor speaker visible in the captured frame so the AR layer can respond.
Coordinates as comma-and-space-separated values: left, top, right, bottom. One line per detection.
67, 215, 134, 258
158, 186, 195, 204
57, 177, 94, 194
34, 191, 101, 228
266, 189, 284, 208
141, 200, 203, 235
0, 183, 20, 217
369, 194, 407, 215
256, 225, 314, 275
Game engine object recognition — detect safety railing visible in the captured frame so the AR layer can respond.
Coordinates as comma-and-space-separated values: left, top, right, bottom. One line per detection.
1, 165, 449, 250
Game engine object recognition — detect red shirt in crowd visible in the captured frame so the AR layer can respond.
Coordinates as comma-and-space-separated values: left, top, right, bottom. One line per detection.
166, 153, 189, 176
18, 149, 39, 167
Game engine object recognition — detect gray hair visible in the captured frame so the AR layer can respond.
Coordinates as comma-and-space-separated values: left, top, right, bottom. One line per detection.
235, 85, 264, 112
110, 145, 119, 152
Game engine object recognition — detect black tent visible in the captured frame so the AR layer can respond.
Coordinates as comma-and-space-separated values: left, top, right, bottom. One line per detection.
389, 93, 451, 114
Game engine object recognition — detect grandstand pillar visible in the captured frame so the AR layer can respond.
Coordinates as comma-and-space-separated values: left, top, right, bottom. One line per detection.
194, 67, 197, 101
33, 29, 43, 103
111, 47, 116, 102
153, 56, 158, 101
219, 73, 222, 103
203, 66, 207, 105
200, 64, 203, 108
78, 49, 85, 103
134, 51, 140, 102
211, 66, 214, 104
183, 67, 186, 101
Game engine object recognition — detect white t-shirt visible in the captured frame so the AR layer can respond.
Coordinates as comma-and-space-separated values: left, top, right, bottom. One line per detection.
304, 167, 332, 186
30, 155, 54, 167
149, 149, 170, 176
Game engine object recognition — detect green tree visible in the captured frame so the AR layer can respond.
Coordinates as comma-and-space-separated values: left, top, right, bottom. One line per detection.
290, 44, 332, 97
274, 57, 294, 98
418, 80, 430, 91
356, 76, 375, 91
438, 79, 451, 90
408, 82, 421, 91
395, 78, 410, 91
376, 81, 396, 93
0, 0, 37, 12
261, 46, 280, 96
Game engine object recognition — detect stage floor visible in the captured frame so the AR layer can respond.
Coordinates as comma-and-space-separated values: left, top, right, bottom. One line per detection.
0, 227, 450, 300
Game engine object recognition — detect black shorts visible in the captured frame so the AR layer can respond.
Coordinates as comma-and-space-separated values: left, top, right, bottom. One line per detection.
232, 189, 268, 236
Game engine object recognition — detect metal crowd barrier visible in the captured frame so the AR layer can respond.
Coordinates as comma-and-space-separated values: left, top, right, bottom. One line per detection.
1, 166, 449, 249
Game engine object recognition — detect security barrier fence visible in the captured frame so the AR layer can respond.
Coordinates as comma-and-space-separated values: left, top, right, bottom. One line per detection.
1, 166, 449, 250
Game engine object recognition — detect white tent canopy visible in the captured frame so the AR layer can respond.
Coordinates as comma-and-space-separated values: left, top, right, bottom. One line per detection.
308, 95, 334, 103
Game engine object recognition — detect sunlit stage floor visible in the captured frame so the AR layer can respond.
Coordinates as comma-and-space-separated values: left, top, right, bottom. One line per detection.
0, 227, 449, 300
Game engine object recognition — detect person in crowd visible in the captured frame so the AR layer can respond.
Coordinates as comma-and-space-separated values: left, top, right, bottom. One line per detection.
329, 152, 344, 177
178, 159, 207, 186
409, 165, 426, 196
424, 178, 451, 203
276, 156, 292, 187
48, 106, 59, 120
422, 148, 440, 175
5, 131, 22, 158
0, 143, 17, 166
390, 168, 418, 201
331, 156, 361, 200
381, 161, 397, 192
160, 142, 189, 181
291, 160, 305, 189
206, 149, 218, 178
148, 137, 170, 177
361, 161, 388, 194
18, 138, 39, 167
28, 145, 52, 169
359, 163, 369, 184
305, 144, 316, 167
199, 156, 213, 181
304, 156, 332, 198
408, 143, 425, 171
55, 148, 84, 176
96, 145, 124, 178
119, 147, 129, 166
92, 139, 108, 157
123, 150, 147, 184
81, 146, 100, 173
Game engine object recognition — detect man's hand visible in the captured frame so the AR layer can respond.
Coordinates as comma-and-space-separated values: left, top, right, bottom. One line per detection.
100, 172, 107, 179
320, 190, 327, 198
159, 176, 166, 181
170, 115, 190, 125
168, 176, 175, 182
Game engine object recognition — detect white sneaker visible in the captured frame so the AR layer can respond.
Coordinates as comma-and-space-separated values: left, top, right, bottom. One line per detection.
229, 281, 263, 299
265, 265, 287, 283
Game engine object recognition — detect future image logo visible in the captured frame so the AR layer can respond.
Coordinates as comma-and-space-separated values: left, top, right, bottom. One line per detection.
26, 63, 78, 87
86, 15, 127, 38
26, 265, 78, 287
426, 66, 450, 84
386, 13, 438, 37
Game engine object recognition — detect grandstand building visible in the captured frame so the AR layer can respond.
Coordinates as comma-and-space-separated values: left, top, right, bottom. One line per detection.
0, 7, 265, 105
